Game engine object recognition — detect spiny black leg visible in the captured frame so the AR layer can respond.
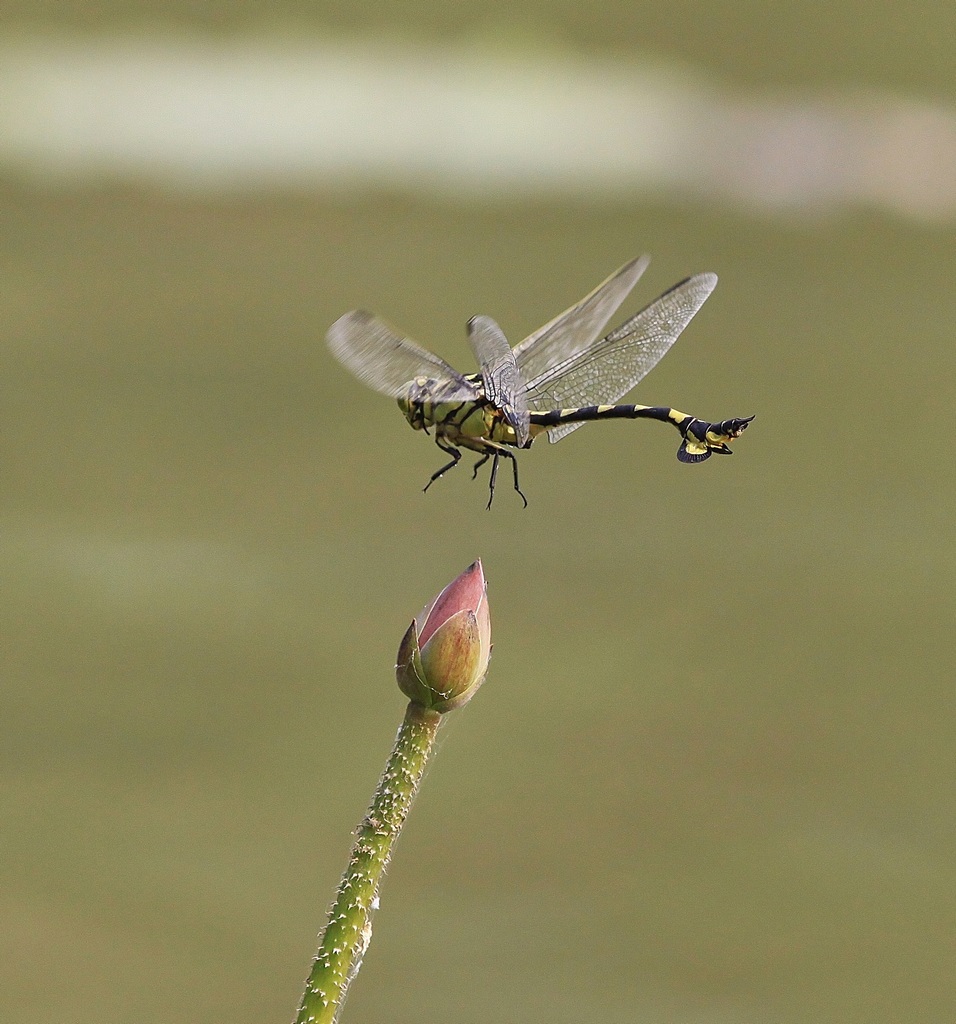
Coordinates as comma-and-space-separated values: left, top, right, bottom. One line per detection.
484, 449, 527, 509
423, 441, 461, 493
471, 454, 491, 480
500, 448, 528, 508
486, 454, 500, 510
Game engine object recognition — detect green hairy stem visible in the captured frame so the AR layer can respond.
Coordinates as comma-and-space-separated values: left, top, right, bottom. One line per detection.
294, 702, 442, 1024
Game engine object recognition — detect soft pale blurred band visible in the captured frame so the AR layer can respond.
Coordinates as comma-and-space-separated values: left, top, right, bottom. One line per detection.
1, 33, 955, 220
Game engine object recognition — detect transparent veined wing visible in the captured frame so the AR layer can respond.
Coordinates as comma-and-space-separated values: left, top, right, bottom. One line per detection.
327, 310, 479, 401
523, 272, 718, 442
467, 315, 530, 446
512, 255, 651, 390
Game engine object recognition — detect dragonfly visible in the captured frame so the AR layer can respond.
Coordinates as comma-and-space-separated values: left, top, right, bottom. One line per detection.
327, 255, 753, 507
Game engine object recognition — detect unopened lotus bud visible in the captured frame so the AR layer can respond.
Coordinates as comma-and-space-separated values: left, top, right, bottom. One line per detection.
396, 560, 491, 713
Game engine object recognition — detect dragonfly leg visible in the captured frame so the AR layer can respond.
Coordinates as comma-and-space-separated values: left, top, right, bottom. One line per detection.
501, 448, 528, 509
483, 447, 527, 509
486, 454, 500, 509
471, 454, 491, 480
423, 441, 462, 493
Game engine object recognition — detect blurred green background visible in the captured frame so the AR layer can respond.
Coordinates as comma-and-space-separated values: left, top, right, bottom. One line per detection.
2, 4, 954, 1023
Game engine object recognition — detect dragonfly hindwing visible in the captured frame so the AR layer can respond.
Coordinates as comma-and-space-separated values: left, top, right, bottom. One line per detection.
512, 254, 651, 392
522, 272, 718, 442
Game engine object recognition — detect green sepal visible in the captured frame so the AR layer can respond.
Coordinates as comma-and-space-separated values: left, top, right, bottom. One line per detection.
396, 618, 430, 706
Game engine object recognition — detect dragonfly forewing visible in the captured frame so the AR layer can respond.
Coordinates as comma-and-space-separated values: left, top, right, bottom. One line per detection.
327, 309, 479, 401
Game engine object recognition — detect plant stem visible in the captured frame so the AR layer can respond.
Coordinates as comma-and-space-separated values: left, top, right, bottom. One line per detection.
294, 702, 442, 1024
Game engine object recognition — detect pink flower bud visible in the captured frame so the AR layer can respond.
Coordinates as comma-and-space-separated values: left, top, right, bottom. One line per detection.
396, 561, 492, 713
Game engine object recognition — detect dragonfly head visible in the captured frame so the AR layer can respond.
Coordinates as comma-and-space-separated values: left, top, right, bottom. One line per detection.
677, 415, 754, 463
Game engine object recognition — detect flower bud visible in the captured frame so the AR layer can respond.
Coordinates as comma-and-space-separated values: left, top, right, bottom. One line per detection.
396, 560, 491, 713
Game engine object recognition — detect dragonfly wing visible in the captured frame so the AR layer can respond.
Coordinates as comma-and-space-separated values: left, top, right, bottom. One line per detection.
467, 315, 530, 446
327, 310, 478, 400
512, 255, 651, 393
524, 272, 718, 442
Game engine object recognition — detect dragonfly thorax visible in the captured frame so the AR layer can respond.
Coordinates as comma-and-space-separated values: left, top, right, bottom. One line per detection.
395, 376, 521, 446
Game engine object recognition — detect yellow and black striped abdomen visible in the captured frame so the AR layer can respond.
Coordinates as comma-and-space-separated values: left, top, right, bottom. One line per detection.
530, 403, 690, 429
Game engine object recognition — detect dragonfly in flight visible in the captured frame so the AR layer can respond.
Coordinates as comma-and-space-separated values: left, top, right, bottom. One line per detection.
328, 255, 753, 507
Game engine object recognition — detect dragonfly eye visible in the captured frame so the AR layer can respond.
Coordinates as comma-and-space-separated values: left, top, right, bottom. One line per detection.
406, 378, 435, 403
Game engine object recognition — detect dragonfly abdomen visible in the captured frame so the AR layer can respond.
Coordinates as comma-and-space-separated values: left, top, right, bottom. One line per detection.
529, 404, 691, 429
